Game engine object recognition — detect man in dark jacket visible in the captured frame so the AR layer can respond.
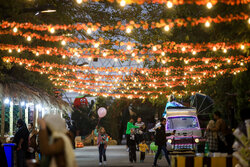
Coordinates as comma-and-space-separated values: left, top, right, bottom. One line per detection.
153, 118, 171, 167
13, 119, 29, 167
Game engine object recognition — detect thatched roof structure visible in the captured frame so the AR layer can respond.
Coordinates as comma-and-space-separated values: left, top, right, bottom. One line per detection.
0, 81, 72, 113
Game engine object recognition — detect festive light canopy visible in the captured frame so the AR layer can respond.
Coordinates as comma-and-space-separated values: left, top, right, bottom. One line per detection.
0, 0, 249, 99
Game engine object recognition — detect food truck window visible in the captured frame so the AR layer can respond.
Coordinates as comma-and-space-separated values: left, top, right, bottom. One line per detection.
167, 116, 199, 130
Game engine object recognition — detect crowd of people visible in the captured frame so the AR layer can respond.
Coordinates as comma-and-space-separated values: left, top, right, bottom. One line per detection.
0, 111, 241, 167
1, 115, 77, 167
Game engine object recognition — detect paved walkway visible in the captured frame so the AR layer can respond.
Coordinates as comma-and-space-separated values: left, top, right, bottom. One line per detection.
75, 145, 170, 167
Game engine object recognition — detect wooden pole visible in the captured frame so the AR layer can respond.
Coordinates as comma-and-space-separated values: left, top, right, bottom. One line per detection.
1, 99, 5, 137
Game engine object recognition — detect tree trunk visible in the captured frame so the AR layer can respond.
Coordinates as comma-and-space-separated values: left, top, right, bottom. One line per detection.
1, 100, 5, 137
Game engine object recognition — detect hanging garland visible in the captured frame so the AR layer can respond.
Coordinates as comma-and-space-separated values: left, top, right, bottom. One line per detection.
1, 13, 248, 33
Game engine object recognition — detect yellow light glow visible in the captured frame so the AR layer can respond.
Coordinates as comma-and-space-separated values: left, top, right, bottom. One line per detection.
17, 48, 21, 53
206, 2, 212, 9
103, 52, 107, 57
166, 1, 173, 8
94, 43, 99, 48
181, 47, 186, 52
120, 0, 126, 7
240, 62, 244, 66
13, 27, 18, 33
87, 28, 92, 34
127, 45, 132, 50
192, 51, 196, 55
8, 49, 12, 53
227, 59, 231, 63
248, 18, 250, 24
131, 53, 136, 57
50, 27, 55, 34
46, 50, 50, 54
126, 27, 131, 33
164, 25, 170, 31
62, 55, 66, 59
152, 46, 157, 51
240, 45, 245, 50
61, 40, 66, 45
27, 36, 32, 41
76, 0, 83, 4
205, 21, 210, 27
36, 52, 39, 56
213, 46, 217, 51
223, 48, 227, 53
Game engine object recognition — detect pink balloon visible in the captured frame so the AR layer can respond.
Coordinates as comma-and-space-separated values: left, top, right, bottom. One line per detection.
98, 107, 107, 118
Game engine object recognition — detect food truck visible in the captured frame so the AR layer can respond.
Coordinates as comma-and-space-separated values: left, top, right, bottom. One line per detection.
164, 102, 202, 152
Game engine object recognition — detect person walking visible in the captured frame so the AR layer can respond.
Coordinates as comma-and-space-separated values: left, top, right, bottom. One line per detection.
128, 129, 137, 163
152, 118, 171, 167
139, 139, 149, 163
94, 126, 109, 166
13, 119, 29, 167
205, 120, 218, 152
27, 123, 38, 159
126, 119, 139, 150
211, 111, 230, 153
135, 117, 145, 148
38, 114, 77, 167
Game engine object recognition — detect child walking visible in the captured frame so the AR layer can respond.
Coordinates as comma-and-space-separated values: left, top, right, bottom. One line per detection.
128, 128, 137, 163
139, 140, 149, 162
94, 126, 109, 166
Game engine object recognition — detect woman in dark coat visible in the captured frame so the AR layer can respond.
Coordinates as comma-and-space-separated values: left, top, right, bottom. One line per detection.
153, 118, 171, 167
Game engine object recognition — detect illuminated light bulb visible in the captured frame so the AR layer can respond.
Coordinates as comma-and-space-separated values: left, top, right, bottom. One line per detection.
36, 52, 39, 56
248, 18, 250, 24
152, 46, 157, 51
234, 72, 237, 75
62, 55, 66, 59
76, 0, 83, 4
164, 25, 170, 31
88, 57, 92, 61
162, 60, 166, 64
207, 2, 212, 9
27, 36, 31, 41
205, 60, 209, 64
126, 27, 131, 33
94, 43, 99, 48
120, 0, 126, 7
50, 27, 55, 34
240, 45, 245, 50
205, 21, 210, 27
161, 52, 165, 56
166, 1, 173, 8
227, 59, 231, 63
181, 47, 186, 52
64, 67, 67, 70
214, 66, 218, 69
213, 46, 217, 51
192, 51, 196, 55
6, 59, 9, 63
17, 48, 21, 53
8, 49, 12, 53
40, 72, 43, 74
19, 62, 22, 65
49, 67, 52, 70
103, 52, 107, 57
190, 68, 193, 72
184, 60, 189, 64
223, 48, 227, 53
61, 40, 66, 45
131, 53, 136, 57
87, 28, 92, 34
46, 50, 50, 54
184, 72, 187, 75
240, 62, 244, 66
114, 58, 118, 62
72, 69, 75, 72
127, 45, 132, 50
13, 27, 18, 33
